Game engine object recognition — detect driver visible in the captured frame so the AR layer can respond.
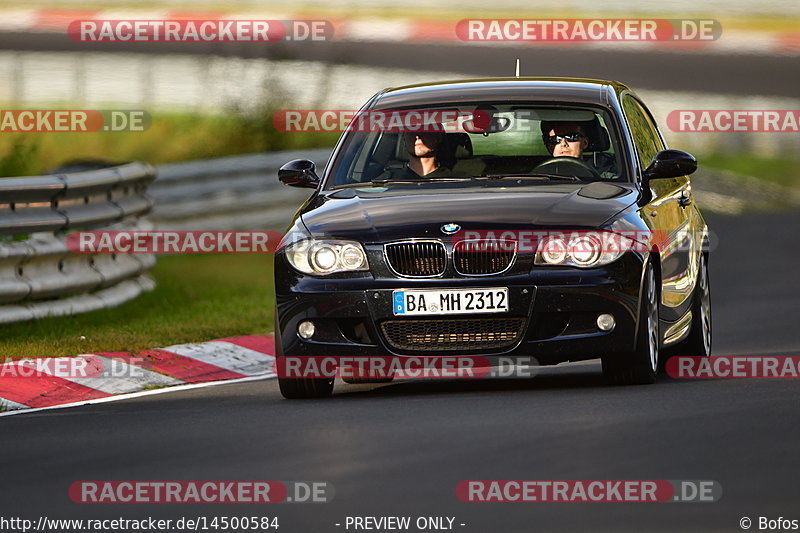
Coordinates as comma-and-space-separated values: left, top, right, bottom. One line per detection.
542, 121, 589, 159
540, 120, 617, 179
377, 129, 454, 179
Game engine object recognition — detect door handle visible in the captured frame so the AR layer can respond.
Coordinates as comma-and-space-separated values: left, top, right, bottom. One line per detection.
679, 193, 692, 208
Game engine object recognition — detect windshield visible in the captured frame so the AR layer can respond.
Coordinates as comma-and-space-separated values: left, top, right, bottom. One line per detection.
326, 104, 627, 188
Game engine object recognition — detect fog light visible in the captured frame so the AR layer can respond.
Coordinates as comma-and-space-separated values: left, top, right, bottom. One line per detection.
298, 320, 315, 339
597, 313, 615, 332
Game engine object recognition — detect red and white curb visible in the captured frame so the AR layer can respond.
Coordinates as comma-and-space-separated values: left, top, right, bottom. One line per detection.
0, 335, 276, 416
0, 8, 798, 55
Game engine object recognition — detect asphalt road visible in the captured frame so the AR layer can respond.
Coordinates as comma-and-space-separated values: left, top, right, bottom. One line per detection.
1, 211, 799, 532
2, 32, 800, 97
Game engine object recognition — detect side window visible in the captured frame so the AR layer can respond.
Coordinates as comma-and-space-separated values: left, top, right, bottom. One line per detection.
622, 96, 663, 170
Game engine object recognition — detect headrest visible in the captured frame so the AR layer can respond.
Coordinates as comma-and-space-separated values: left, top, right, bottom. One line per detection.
371, 133, 398, 164
444, 133, 473, 159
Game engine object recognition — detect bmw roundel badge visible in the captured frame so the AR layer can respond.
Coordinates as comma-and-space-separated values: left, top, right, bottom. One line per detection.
441, 223, 461, 234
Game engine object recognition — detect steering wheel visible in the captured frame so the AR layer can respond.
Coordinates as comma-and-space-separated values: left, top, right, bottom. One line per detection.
532, 156, 602, 180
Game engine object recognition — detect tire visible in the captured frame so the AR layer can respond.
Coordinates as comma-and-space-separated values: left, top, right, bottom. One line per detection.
663, 253, 712, 359
274, 313, 334, 399
603, 261, 660, 385
278, 367, 334, 399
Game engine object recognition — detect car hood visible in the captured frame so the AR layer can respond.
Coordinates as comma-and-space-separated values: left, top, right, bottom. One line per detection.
300, 182, 639, 242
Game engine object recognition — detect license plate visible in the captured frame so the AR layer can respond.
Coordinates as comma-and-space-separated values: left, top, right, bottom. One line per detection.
392, 288, 509, 316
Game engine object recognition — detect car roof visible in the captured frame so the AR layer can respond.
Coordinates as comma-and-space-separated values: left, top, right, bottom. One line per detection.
370, 77, 632, 110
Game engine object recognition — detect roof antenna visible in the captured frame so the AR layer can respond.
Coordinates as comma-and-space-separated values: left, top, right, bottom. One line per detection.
515, 58, 520, 78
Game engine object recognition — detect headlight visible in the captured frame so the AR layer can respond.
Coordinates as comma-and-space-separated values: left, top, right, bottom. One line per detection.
286, 239, 369, 275
534, 231, 634, 268
540, 238, 568, 264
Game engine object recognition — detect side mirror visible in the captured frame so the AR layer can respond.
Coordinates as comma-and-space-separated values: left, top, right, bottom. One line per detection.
643, 150, 697, 181
278, 159, 320, 189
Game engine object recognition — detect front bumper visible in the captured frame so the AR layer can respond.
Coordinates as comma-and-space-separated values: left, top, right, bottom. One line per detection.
274, 251, 646, 365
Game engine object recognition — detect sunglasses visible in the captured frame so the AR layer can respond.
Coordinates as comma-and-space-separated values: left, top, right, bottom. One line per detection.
544, 132, 584, 145
403, 131, 442, 139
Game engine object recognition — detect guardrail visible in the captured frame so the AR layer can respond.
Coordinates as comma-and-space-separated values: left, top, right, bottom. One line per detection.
0, 163, 156, 324
0, 149, 328, 325
149, 149, 330, 230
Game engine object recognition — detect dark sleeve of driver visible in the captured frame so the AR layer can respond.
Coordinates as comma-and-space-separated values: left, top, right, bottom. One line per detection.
588, 153, 618, 179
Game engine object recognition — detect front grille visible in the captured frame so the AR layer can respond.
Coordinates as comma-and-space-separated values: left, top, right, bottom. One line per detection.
453, 239, 516, 275
381, 318, 526, 352
385, 241, 446, 277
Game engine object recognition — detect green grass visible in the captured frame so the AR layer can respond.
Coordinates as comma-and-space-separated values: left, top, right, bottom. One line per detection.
699, 152, 800, 190
0, 254, 275, 360
0, 111, 339, 177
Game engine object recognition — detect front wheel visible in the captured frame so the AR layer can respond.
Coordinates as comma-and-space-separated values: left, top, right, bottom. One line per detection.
665, 254, 712, 359
278, 369, 335, 399
274, 313, 334, 399
603, 262, 660, 385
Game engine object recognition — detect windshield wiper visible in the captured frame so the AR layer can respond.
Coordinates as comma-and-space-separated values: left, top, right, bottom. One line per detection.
371, 177, 475, 185
479, 173, 582, 182
335, 174, 579, 188
332, 182, 382, 189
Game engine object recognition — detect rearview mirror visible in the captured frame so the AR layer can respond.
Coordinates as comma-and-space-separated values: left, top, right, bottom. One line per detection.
278, 159, 321, 189
643, 150, 697, 181
462, 116, 512, 134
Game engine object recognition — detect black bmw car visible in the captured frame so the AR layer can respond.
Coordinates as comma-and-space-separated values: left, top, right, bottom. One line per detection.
274, 77, 712, 398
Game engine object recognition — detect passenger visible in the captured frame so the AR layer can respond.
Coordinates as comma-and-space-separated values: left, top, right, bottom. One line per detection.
377, 129, 454, 180
403, 131, 450, 177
